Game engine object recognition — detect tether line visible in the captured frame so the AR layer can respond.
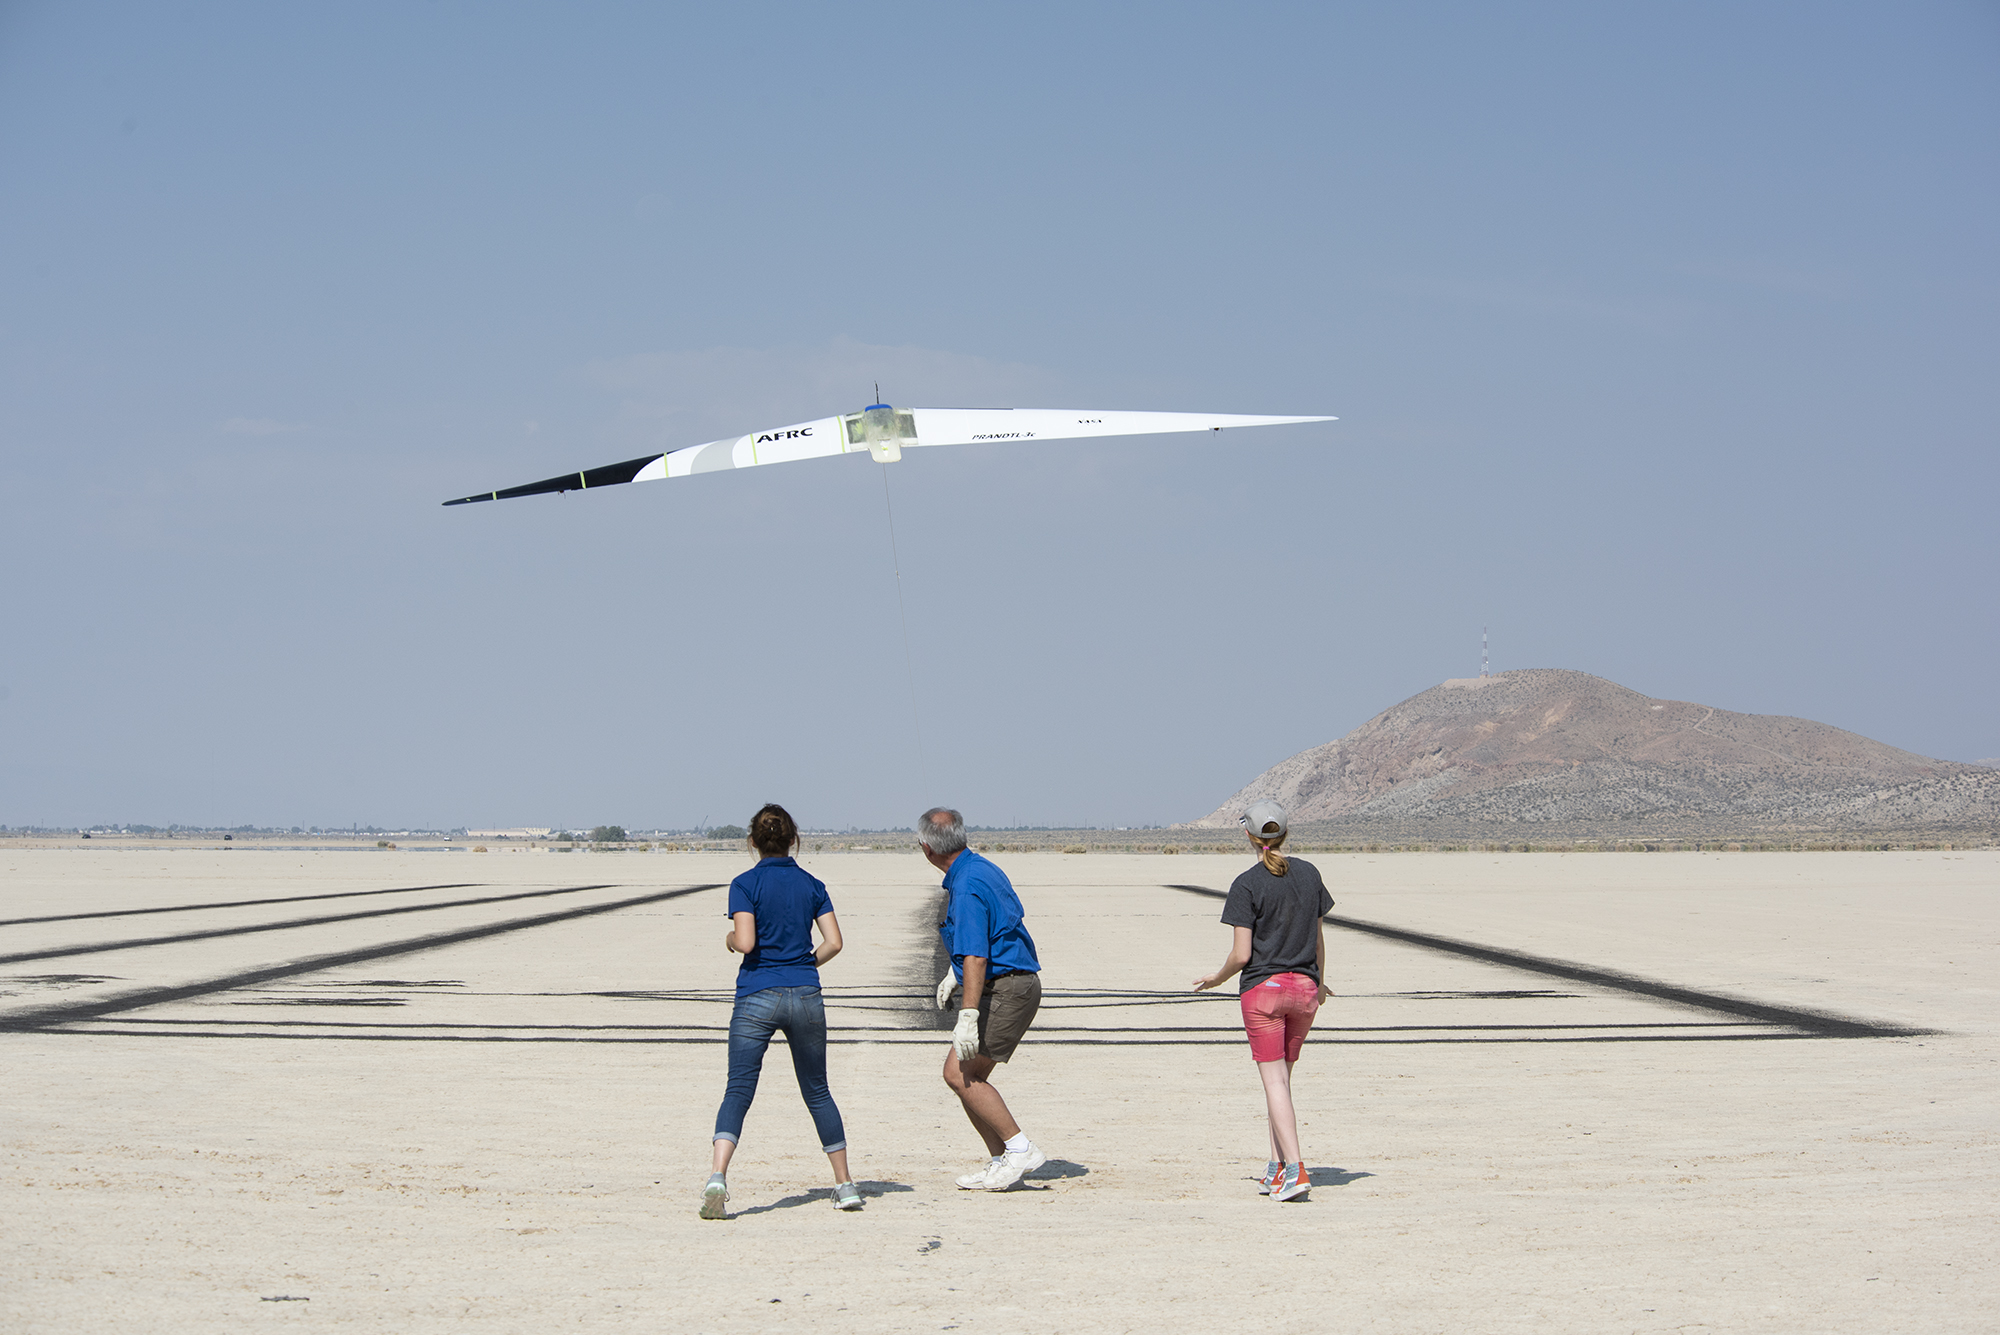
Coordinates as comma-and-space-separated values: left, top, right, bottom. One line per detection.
879, 462, 931, 793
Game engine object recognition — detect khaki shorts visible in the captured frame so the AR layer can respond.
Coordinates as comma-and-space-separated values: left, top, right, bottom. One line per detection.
976, 971, 1042, 1063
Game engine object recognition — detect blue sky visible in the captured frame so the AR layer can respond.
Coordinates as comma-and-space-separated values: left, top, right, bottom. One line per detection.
2, 1, 1995, 830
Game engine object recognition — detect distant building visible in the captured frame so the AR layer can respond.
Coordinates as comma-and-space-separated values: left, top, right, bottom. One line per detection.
464, 828, 553, 839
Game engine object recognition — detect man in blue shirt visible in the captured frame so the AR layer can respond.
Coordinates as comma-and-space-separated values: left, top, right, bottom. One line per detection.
922, 806, 1048, 1191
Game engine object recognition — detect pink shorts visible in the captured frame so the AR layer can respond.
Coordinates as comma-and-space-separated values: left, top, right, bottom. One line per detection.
1239, 972, 1321, 1063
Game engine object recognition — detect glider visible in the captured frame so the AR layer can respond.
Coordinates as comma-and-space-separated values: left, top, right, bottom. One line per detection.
442, 403, 1333, 505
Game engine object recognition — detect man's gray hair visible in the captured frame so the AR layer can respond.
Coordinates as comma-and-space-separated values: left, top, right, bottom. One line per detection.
919, 807, 967, 857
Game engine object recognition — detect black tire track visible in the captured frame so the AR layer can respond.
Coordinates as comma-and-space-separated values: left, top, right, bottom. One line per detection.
1162, 884, 1930, 1039
0, 883, 483, 928
0, 884, 722, 1031
0, 884, 620, 965
34, 1029, 1825, 1047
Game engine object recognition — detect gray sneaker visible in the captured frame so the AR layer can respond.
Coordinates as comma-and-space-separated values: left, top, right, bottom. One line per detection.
982, 1143, 1047, 1191
1257, 1160, 1282, 1195
700, 1175, 729, 1220
832, 1181, 863, 1211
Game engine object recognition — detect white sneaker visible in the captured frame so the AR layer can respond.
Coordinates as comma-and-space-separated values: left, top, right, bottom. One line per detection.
982, 1142, 1047, 1191
699, 1176, 728, 1220
956, 1158, 1002, 1189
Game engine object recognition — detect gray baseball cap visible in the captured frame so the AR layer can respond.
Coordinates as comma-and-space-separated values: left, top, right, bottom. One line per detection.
1241, 800, 1288, 841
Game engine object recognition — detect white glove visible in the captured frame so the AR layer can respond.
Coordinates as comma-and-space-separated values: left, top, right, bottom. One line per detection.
936, 972, 958, 1010
951, 1008, 982, 1062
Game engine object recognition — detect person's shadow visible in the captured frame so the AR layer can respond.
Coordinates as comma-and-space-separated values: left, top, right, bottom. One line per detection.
1306, 1167, 1372, 1187
729, 1180, 915, 1217
996, 1159, 1090, 1191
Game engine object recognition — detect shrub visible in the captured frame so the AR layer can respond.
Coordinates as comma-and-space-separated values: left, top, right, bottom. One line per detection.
707, 824, 747, 841
591, 825, 627, 843
1061, 845, 1087, 855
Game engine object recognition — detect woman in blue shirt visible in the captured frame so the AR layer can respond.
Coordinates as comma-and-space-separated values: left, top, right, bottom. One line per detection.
703, 803, 861, 1219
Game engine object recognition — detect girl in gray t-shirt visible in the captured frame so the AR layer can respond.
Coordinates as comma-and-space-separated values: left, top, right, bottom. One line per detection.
1193, 800, 1332, 1201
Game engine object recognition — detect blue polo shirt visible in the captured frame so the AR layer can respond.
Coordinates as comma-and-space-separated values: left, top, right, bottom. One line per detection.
727, 856, 834, 1000
939, 850, 1040, 980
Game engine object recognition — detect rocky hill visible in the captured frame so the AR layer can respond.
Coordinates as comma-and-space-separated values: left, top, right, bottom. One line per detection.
1192, 669, 1998, 837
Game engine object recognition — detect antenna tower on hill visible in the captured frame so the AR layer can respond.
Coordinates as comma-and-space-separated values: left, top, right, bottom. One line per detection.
1481, 626, 1489, 678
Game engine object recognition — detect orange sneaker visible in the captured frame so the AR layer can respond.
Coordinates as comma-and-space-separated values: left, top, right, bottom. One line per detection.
1274, 1162, 1311, 1202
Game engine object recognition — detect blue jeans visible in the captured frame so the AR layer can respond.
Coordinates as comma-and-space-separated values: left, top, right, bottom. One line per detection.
714, 985, 846, 1153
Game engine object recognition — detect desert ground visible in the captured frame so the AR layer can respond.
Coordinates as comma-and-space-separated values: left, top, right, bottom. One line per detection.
3, 846, 1994, 1333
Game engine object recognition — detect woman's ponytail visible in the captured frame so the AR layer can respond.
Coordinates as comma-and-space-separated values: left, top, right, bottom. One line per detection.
1255, 824, 1289, 877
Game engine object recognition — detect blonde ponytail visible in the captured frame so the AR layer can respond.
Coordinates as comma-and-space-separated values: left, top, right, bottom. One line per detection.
1253, 825, 1288, 877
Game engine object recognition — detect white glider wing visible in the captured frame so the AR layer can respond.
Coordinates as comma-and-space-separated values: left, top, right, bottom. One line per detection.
444, 405, 1331, 505
907, 409, 1331, 449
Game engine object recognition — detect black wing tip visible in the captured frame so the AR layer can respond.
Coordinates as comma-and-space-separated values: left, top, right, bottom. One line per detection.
441, 453, 664, 509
